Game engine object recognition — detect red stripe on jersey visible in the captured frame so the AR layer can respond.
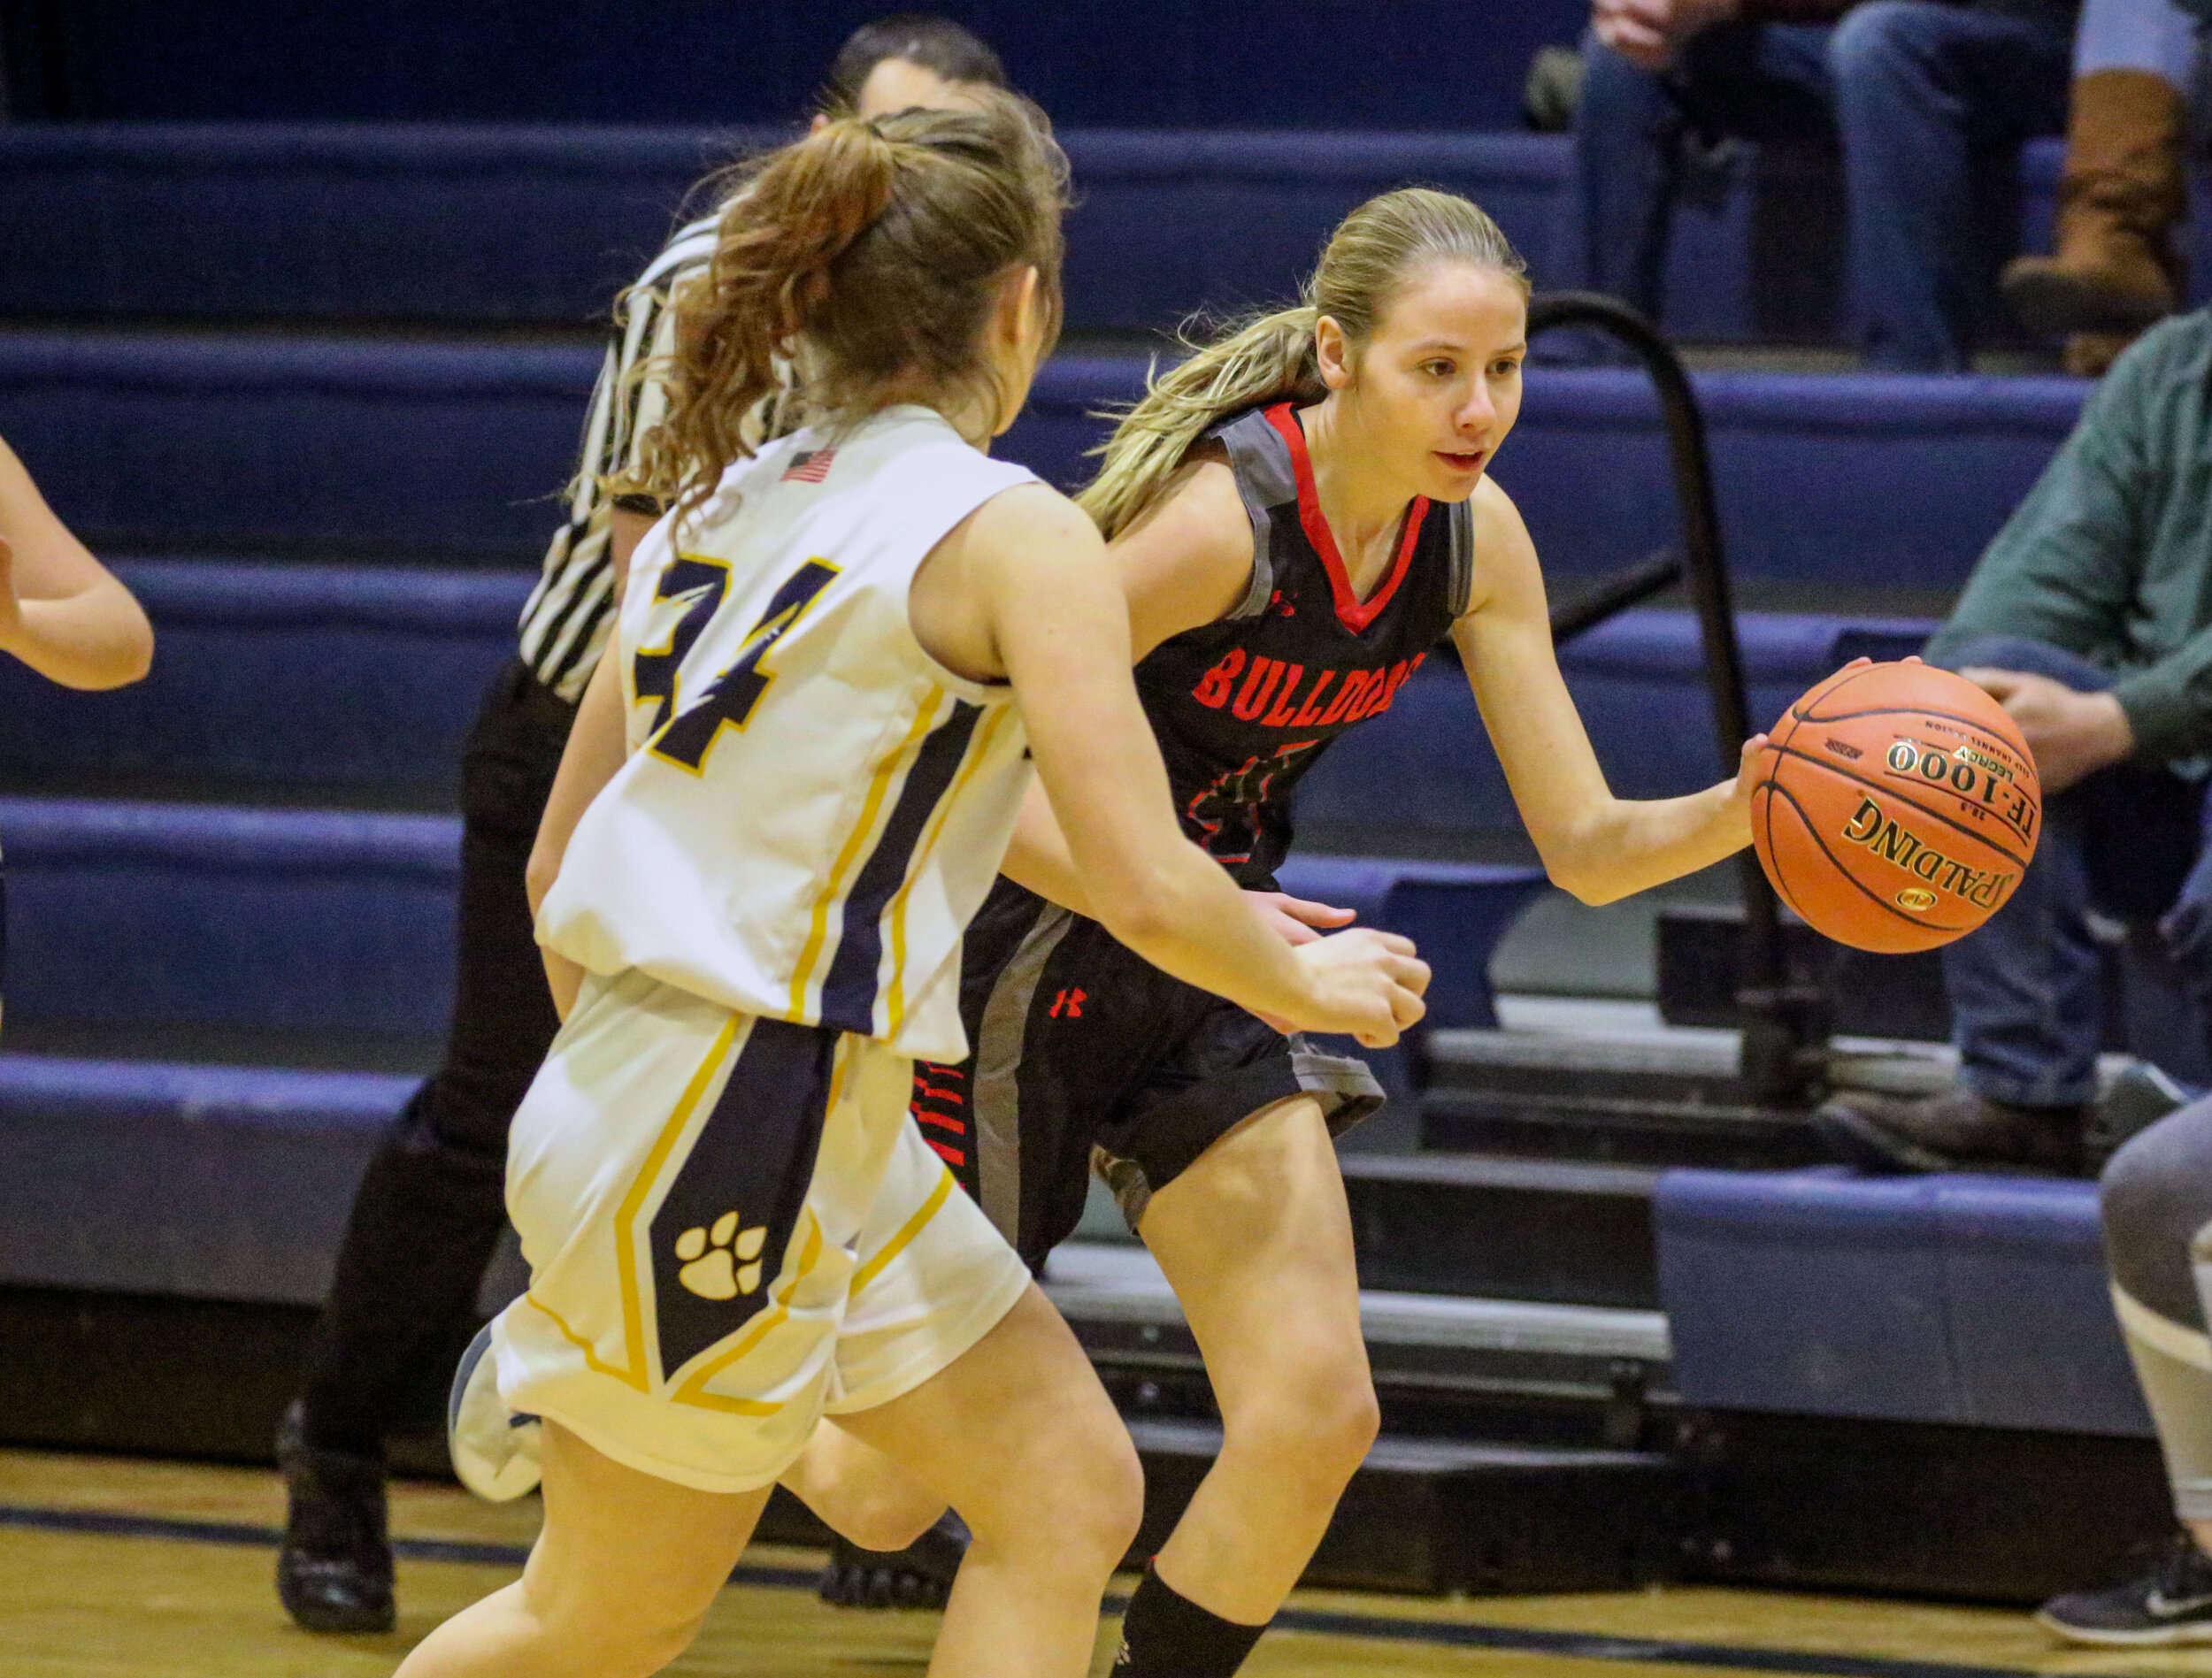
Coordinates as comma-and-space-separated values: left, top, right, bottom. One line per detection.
1264, 402, 1428, 635
915, 1108, 967, 1134
926, 1138, 966, 1167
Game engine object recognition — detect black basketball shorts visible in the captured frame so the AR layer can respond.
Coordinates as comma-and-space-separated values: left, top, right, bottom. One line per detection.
910, 881, 1386, 1270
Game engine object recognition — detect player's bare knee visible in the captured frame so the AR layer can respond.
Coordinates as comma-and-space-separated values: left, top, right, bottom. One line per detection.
1225, 1369, 1378, 1492
534, 1603, 703, 1678
981, 1423, 1142, 1567
838, 1490, 949, 1553
1067, 1429, 1147, 1566
1063, 1433, 1145, 1566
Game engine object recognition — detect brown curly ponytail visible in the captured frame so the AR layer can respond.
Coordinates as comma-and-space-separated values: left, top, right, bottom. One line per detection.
626, 89, 1069, 518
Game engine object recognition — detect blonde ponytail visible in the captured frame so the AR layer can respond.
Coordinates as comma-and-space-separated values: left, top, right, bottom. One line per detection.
1080, 187, 1528, 539
1079, 305, 1325, 538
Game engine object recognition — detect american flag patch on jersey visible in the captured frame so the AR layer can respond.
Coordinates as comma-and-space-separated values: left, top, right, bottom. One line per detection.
782, 448, 836, 484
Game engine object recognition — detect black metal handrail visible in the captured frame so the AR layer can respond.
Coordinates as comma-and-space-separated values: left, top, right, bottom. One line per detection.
1548, 546, 1682, 647
1525, 292, 1828, 1104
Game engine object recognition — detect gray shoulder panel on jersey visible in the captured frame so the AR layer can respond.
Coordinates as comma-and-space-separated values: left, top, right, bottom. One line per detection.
1210, 407, 1296, 621
1446, 497, 1477, 619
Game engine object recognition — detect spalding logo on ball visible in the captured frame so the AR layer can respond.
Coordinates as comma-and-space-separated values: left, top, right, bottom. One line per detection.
1749, 661, 2041, 954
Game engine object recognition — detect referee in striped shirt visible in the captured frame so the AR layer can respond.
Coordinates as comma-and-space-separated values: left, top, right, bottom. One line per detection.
275, 17, 1010, 1636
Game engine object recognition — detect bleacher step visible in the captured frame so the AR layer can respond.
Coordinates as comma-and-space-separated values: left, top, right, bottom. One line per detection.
0, 330, 2079, 594
1341, 1154, 1662, 1308
1421, 1022, 1831, 1168
12, 121, 2209, 348
0, 562, 529, 800
1042, 1242, 1673, 1409
0, 799, 1531, 1043
1127, 1417, 1678, 1596
0, 797, 458, 1037
0, 559, 1935, 834
0, 1054, 408, 1305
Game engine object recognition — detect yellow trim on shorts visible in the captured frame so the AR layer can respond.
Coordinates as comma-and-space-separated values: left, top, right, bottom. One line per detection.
787, 689, 947, 1023
522, 1291, 641, 1387
606, 1012, 742, 1391
882, 702, 1012, 1038
850, 1164, 956, 1295
667, 1043, 849, 1413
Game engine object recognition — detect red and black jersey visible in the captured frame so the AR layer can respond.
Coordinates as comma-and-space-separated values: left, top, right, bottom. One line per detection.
1132, 402, 1475, 887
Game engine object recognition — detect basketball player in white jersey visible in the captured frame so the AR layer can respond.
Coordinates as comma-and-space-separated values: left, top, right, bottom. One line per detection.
276, 19, 1012, 1636
398, 95, 1426, 1678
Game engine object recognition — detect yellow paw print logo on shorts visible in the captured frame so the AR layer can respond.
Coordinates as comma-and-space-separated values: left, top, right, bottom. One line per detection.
674, 1211, 768, 1300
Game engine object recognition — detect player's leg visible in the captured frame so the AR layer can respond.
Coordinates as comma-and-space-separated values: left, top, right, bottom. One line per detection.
805, 886, 1098, 1610
1122, 1092, 1374, 1674
397, 1421, 767, 1678
780, 1417, 949, 1552
833, 1283, 1143, 1678
2040, 1097, 2212, 1643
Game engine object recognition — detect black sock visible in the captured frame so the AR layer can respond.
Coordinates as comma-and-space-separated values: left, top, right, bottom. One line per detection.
1113, 1565, 1269, 1678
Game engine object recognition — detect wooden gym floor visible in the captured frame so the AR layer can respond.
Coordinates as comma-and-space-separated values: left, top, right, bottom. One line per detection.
3, 1447, 2208, 1678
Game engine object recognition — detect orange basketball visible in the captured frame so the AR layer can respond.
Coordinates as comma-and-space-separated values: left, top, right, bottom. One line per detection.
1749, 662, 2040, 954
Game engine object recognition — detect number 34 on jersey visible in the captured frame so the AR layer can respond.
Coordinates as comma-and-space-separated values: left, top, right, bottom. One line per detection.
632, 555, 841, 775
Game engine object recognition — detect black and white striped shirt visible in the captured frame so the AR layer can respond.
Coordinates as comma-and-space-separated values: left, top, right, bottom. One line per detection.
518, 210, 720, 702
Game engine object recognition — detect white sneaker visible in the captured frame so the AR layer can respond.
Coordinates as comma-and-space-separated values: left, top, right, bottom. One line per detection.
447, 1322, 541, 1502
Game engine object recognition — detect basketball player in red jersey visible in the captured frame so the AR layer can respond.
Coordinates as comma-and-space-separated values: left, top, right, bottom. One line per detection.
869, 187, 1773, 1677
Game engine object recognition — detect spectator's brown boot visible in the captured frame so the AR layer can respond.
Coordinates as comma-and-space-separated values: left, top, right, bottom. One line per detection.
1813, 1088, 2087, 1176
2002, 68, 2185, 342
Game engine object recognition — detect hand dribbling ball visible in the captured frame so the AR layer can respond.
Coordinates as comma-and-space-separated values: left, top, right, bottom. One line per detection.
1749, 661, 2040, 954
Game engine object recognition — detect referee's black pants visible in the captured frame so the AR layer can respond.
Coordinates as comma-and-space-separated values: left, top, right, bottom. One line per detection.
296, 658, 572, 1459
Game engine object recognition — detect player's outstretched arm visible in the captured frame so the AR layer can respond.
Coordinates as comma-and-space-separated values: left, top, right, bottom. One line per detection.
1001, 778, 1356, 946
0, 437, 151, 690
1455, 479, 1757, 906
930, 484, 1427, 1046
526, 646, 630, 1018
999, 449, 1356, 947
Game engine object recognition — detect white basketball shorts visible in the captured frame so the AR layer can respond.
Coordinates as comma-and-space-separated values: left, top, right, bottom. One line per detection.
489, 967, 1033, 1493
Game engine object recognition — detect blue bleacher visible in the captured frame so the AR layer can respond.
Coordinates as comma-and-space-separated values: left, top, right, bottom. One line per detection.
0, 1054, 406, 1304
0, 333, 598, 561
1, 799, 458, 1035
0, 563, 527, 792
0, 338, 2083, 591
1655, 1169, 2150, 1437
2, 126, 2205, 344
1494, 371, 2082, 594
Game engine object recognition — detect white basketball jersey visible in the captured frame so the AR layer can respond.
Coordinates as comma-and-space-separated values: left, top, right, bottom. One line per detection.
539, 405, 1039, 1062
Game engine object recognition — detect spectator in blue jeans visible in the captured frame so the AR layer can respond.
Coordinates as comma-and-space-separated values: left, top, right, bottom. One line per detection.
1570, 0, 2076, 369
1815, 309, 2212, 1174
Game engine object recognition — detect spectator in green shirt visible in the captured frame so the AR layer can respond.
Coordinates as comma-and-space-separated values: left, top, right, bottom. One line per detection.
1817, 307, 2212, 1176
1824, 307, 2212, 1650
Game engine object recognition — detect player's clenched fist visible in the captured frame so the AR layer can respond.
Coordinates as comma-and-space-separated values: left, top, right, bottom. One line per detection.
1286, 927, 1431, 1048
